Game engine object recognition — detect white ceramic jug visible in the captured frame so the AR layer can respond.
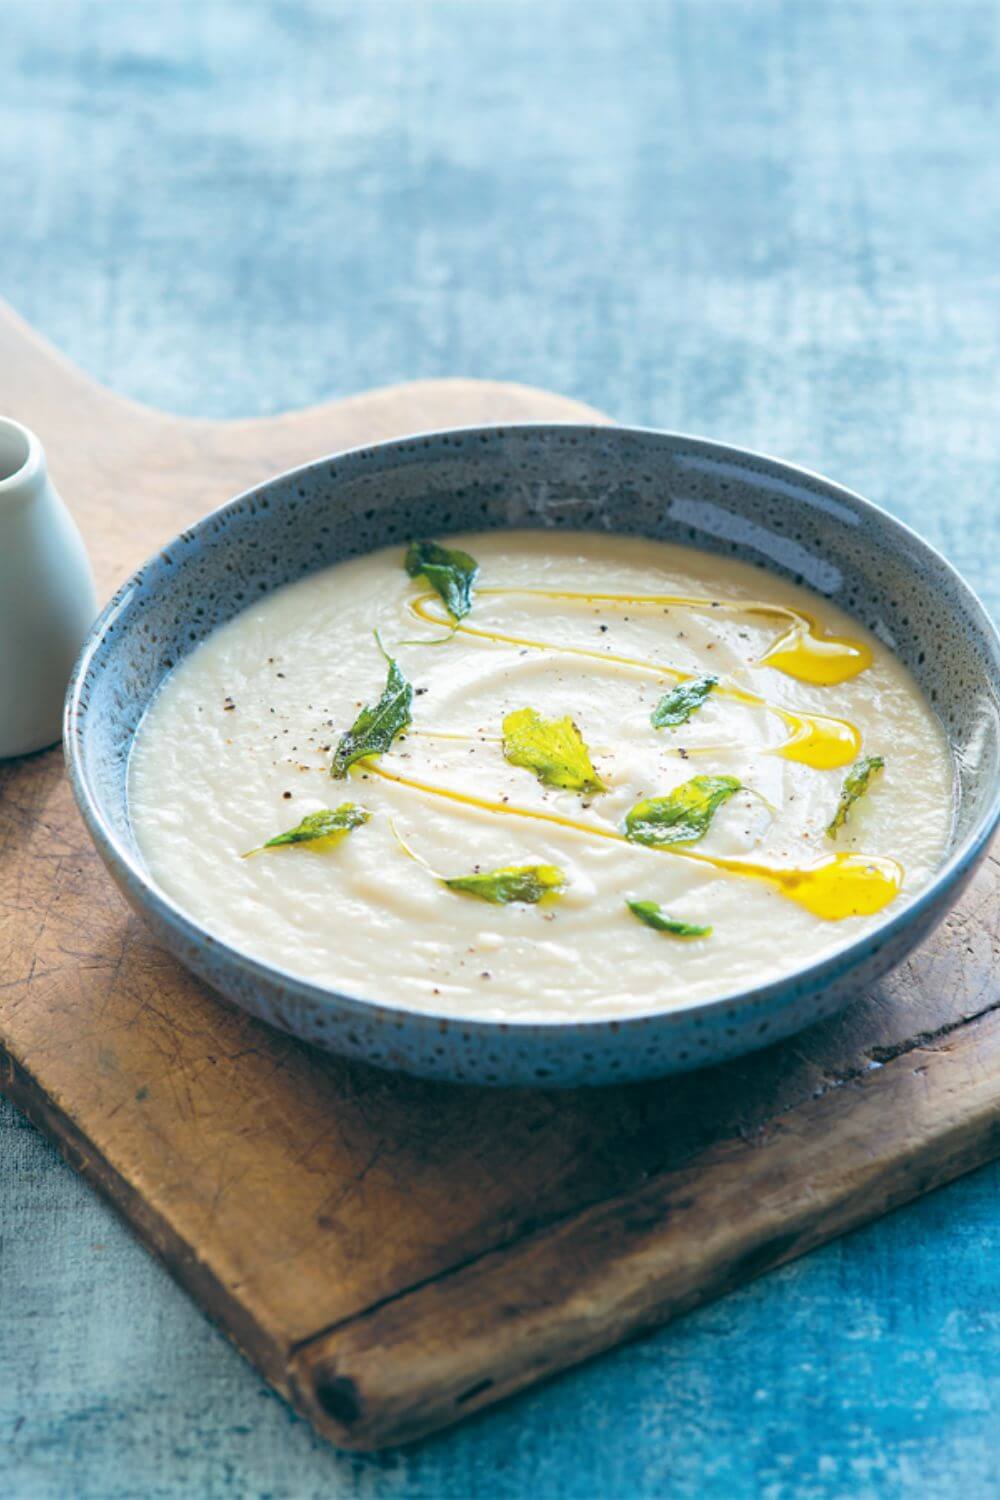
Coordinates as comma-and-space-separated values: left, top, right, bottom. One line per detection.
0, 416, 97, 757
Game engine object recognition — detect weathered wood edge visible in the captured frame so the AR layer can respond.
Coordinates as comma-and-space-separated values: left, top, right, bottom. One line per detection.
5, 984, 998, 1454
0, 1032, 292, 1397
286, 1005, 1000, 1450
0, 295, 610, 479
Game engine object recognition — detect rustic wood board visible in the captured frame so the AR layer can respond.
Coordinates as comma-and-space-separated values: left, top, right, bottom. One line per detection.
0, 299, 997, 1451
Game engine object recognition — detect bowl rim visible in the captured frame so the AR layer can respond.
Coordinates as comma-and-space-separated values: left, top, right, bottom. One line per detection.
64, 421, 1000, 1039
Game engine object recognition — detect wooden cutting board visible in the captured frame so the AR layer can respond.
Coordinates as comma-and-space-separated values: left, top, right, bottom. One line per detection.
1, 299, 998, 1451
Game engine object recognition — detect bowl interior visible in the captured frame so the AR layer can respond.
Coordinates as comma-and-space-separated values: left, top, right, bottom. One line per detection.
73, 425, 1000, 907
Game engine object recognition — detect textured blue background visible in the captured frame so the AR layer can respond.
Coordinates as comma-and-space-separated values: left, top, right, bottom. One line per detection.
2, 3, 998, 1497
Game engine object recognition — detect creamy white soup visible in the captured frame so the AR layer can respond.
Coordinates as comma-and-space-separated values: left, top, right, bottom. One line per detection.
129, 531, 953, 1021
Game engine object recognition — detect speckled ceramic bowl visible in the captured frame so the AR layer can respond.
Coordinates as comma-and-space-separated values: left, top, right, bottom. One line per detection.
65, 426, 1000, 1086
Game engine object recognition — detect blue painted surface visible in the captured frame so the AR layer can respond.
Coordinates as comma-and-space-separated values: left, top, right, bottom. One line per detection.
2, 2, 998, 1495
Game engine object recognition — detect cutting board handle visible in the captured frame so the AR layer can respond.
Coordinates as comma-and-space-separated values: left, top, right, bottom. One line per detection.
0, 299, 145, 433
0, 296, 609, 601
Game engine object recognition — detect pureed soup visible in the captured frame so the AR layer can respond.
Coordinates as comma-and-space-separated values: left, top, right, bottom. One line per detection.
128, 531, 954, 1021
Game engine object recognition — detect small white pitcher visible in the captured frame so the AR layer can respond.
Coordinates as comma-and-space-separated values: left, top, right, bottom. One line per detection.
0, 417, 97, 757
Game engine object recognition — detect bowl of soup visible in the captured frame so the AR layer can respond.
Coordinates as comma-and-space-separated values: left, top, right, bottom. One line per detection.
64, 426, 1000, 1085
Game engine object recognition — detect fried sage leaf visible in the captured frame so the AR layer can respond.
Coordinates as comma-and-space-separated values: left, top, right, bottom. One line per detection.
405, 539, 479, 621
444, 863, 566, 904
626, 898, 713, 937
826, 754, 885, 839
244, 804, 370, 857
331, 635, 413, 777
502, 707, 605, 794
624, 774, 741, 847
651, 674, 718, 730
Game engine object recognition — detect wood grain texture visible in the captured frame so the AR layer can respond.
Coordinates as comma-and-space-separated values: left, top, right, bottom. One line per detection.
291, 1003, 1000, 1449
0, 300, 997, 1450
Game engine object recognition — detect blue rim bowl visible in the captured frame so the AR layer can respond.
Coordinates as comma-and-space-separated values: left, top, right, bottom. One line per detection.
64, 425, 1000, 1086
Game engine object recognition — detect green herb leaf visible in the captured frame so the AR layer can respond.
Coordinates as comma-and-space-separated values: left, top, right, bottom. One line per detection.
244, 804, 369, 857
626, 899, 712, 937
651, 674, 718, 729
624, 774, 741, 847
444, 863, 566, 904
826, 755, 885, 839
331, 634, 413, 777
405, 539, 479, 621
502, 707, 605, 794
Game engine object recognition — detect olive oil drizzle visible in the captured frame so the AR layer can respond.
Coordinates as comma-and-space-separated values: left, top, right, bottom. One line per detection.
408, 727, 733, 758
480, 587, 873, 685
408, 593, 862, 770
360, 760, 902, 919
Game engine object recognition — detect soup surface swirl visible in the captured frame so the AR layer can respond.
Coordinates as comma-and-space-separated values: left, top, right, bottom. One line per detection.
129, 531, 953, 1020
